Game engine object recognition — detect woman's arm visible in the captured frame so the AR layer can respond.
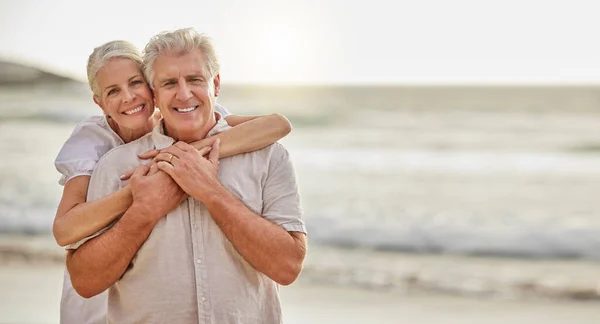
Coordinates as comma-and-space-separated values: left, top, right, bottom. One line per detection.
198, 113, 292, 158
134, 113, 293, 166
53, 176, 133, 247
54, 113, 292, 246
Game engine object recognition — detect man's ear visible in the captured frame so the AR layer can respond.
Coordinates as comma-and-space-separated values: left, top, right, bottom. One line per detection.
93, 96, 107, 115
213, 74, 221, 97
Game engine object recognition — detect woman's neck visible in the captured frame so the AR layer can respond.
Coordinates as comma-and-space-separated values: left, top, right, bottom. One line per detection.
107, 117, 154, 144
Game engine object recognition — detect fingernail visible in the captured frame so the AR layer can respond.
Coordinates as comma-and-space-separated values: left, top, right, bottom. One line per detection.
119, 174, 126, 180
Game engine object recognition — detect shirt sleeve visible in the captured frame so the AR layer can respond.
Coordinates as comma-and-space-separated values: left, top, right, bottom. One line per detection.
262, 144, 306, 233
214, 103, 232, 118
54, 116, 121, 186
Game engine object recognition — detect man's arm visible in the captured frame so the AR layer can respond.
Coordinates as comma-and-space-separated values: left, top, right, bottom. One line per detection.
203, 189, 306, 285
66, 204, 156, 298
67, 165, 187, 298
157, 140, 307, 285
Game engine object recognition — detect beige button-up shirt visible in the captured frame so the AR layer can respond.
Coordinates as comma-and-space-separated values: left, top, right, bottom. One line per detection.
71, 117, 305, 324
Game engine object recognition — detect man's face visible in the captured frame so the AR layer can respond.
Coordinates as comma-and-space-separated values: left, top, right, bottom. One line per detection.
152, 49, 220, 142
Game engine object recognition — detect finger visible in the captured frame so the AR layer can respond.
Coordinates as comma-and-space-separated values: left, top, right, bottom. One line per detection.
160, 145, 186, 156
138, 149, 160, 159
197, 146, 212, 158
174, 141, 195, 152
154, 152, 178, 164
120, 169, 134, 180
156, 161, 176, 178
131, 164, 150, 179
148, 163, 159, 175
208, 138, 220, 164
205, 136, 218, 145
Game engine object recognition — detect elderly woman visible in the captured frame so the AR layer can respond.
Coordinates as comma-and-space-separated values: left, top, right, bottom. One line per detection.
54, 40, 292, 324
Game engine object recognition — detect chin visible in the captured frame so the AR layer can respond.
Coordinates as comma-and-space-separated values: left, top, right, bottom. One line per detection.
128, 116, 152, 128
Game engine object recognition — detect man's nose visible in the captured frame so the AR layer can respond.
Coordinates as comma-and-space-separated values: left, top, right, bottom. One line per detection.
176, 81, 193, 101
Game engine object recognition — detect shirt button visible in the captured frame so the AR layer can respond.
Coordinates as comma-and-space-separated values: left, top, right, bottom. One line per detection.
196, 258, 202, 264
201, 297, 206, 302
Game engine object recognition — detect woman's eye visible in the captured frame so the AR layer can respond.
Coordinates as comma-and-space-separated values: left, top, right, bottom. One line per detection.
131, 80, 143, 86
107, 89, 118, 96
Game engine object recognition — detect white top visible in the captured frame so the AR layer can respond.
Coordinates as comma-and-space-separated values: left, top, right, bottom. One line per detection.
55, 104, 231, 324
54, 104, 231, 186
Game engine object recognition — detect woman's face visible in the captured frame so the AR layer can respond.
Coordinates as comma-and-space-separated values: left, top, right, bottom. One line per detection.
94, 58, 154, 131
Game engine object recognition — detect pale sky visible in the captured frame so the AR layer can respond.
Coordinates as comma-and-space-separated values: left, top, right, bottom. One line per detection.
1, 0, 600, 84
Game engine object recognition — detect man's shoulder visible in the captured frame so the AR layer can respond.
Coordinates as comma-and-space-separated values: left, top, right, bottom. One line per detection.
222, 142, 291, 174
258, 142, 288, 154
243, 142, 289, 161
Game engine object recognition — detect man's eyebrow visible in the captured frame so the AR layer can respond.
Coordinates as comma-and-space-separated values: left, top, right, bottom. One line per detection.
186, 74, 205, 79
157, 77, 177, 84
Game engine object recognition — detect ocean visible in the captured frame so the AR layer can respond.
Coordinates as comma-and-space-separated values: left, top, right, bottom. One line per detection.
1, 82, 600, 299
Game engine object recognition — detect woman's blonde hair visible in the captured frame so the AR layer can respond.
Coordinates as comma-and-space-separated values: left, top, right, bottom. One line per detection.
87, 40, 144, 97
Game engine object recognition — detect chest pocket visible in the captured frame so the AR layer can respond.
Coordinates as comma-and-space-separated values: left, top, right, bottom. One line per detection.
218, 157, 265, 215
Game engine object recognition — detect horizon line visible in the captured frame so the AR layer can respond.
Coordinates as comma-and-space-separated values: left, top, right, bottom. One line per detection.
4, 56, 600, 88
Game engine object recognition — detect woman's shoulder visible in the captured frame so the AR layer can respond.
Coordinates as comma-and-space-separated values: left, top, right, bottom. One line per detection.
70, 115, 113, 135
54, 115, 123, 177
65, 115, 122, 146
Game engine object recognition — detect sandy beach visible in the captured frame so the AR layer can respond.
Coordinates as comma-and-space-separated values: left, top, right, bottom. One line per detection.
1, 262, 600, 324
2, 83, 600, 323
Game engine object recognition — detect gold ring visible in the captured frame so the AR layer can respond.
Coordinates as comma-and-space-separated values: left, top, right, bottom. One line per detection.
168, 154, 173, 164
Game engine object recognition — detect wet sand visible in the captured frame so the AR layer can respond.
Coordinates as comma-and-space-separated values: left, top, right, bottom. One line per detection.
1, 263, 600, 324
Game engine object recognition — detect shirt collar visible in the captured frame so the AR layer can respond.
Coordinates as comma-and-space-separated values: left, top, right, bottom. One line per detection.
151, 111, 230, 150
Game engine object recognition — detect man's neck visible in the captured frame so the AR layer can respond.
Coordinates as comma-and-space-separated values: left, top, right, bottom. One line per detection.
163, 113, 220, 143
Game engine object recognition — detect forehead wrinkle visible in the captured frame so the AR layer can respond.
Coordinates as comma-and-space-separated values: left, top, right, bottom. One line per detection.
154, 51, 210, 84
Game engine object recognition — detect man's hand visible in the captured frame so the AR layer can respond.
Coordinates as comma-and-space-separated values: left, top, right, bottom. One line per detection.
120, 138, 218, 180
129, 164, 188, 223
155, 139, 221, 201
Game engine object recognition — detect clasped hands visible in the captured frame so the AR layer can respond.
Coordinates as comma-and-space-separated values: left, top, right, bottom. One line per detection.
123, 138, 222, 216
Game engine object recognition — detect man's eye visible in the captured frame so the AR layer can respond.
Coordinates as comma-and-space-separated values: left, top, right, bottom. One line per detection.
131, 80, 143, 86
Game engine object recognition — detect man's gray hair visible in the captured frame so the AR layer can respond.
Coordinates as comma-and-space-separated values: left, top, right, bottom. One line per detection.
87, 40, 144, 97
143, 27, 220, 89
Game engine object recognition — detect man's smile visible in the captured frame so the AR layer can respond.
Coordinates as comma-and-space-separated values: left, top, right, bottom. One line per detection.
173, 105, 198, 113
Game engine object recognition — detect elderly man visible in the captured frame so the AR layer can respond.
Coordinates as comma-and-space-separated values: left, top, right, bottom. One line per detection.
66, 27, 307, 323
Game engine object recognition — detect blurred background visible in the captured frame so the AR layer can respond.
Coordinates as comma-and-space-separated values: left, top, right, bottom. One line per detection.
1, 0, 600, 323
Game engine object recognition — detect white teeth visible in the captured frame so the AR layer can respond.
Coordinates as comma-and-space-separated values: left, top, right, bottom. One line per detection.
124, 105, 144, 115
175, 106, 196, 113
